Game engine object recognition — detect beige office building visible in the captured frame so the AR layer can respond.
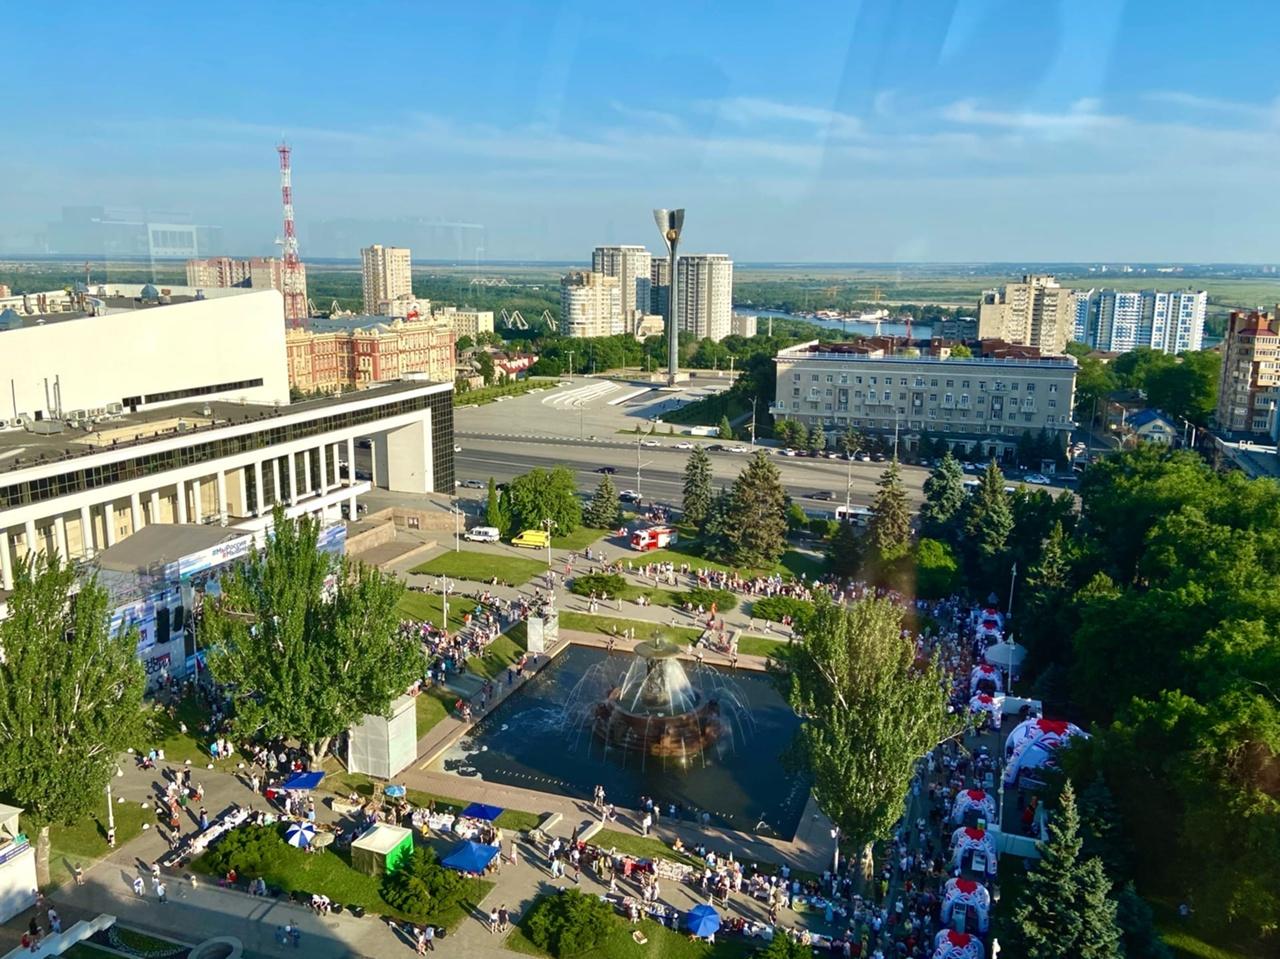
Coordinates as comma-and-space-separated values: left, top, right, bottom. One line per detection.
978, 275, 1074, 355
676, 254, 733, 343
772, 339, 1077, 460
434, 306, 495, 338
1215, 309, 1280, 435
361, 245, 413, 314
592, 245, 652, 319
559, 271, 622, 338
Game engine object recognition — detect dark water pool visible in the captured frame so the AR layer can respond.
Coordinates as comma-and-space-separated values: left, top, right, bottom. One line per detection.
432, 644, 810, 840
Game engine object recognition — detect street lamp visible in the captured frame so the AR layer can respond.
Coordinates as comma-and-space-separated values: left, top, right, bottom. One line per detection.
653, 208, 685, 387
453, 500, 461, 553
436, 574, 450, 631
565, 350, 575, 384
749, 397, 758, 449
543, 517, 554, 570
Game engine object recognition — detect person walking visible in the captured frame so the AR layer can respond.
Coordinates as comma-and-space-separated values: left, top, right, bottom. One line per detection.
422, 924, 435, 952
156, 881, 167, 904
132, 876, 145, 897
48, 907, 61, 935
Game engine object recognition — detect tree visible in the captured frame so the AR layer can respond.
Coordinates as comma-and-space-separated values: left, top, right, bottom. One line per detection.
787, 500, 810, 532
914, 538, 960, 598
718, 415, 734, 440
962, 460, 1013, 586
203, 508, 423, 765
919, 453, 965, 539
1115, 883, 1173, 959
771, 595, 963, 877
0, 554, 146, 886
839, 426, 863, 458
724, 451, 789, 567
485, 477, 508, 535
585, 473, 621, 529
1144, 350, 1220, 427
758, 933, 814, 959
949, 343, 973, 358
380, 845, 469, 922
700, 487, 734, 560
868, 459, 911, 568
681, 446, 713, 526
475, 350, 495, 386
1074, 356, 1117, 426
773, 419, 797, 448
506, 466, 582, 535
1001, 781, 1122, 959
827, 520, 861, 579
807, 424, 827, 454
790, 420, 809, 451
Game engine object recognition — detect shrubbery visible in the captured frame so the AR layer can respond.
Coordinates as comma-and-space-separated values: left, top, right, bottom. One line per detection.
380, 847, 468, 922
200, 825, 287, 877
751, 595, 815, 628
569, 573, 628, 598
914, 538, 961, 599
681, 587, 738, 612
523, 888, 615, 958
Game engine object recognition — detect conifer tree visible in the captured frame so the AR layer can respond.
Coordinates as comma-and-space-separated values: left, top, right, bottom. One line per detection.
485, 477, 508, 535
681, 446, 713, 526
919, 452, 966, 539
725, 451, 789, 566
585, 473, 621, 529
868, 458, 912, 564
963, 459, 1014, 585
718, 415, 734, 440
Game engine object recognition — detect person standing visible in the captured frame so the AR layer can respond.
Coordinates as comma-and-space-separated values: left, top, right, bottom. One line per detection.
422, 925, 435, 952
48, 907, 61, 935
156, 881, 167, 904
132, 876, 145, 897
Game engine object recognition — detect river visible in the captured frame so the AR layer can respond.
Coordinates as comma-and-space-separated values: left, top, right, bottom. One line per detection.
738, 307, 932, 339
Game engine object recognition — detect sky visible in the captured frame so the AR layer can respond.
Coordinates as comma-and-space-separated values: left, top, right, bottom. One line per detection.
5, 0, 1280, 263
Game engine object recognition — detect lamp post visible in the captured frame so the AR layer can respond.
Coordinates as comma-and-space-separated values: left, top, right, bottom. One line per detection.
453, 500, 461, 552
565, 350, 574, 384
543, 517, 554, 570
749, 397, 758, 449
653, 208, 685, 387
436, 574, 450, 631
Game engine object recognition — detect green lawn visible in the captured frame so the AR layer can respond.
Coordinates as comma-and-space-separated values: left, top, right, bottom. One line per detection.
586, 828, 702, 868
733, 633, 793, 658
507, 898, 753, 959
326, 772, 539, 832
63, 947, 118, 959
1149, 898, 1265, 959
48, 800, 152, 889
415, 688, 455, 739
778, 549, 826, 580
107, 926, 191, 953
396, 590, 474, 632
466, 633, 527, 680
551, 526, 613, 551
191, 827, 492, 929
558, 611, 704, 644
143, 696, 243, 771
411, 550, 545, 586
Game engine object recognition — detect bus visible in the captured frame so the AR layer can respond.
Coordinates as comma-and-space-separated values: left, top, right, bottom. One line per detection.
835, 505, 873, 526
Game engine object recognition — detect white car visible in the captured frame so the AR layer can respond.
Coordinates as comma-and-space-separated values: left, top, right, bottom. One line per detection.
728, 445, 750, 453
641, 439, 661, 447
463, 526, 501, 543
619, 489, 641, 503
780, 448, 798, 456
1024, 473, 1052, 485
674, 441, 695, 450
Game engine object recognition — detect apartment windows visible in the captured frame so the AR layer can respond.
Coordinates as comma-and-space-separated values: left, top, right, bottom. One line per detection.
1049, 383, 1058, 393
1048, 399, 1057, 409
1027, 382, 1036, 392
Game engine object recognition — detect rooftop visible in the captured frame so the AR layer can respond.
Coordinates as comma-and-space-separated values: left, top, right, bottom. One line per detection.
92, 523, 250, 573
0, 285, 259, 331
777, 338, 1077, 368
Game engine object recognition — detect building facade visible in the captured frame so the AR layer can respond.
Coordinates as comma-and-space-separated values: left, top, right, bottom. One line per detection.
978, 275, 1074, 355
676, 254, 733, 343
1086, 289, 1206, 354
361, 245, 413, 314
592, 245, 652, 319
650, 258, 670, 318
433, 306, 495, 338
772, 339, 1078, 460
559, 271, 622, 338
184, 256, 307, 324
286, 317, 456, 392
1215, 309, 1280, 435
729, 313, 758, 338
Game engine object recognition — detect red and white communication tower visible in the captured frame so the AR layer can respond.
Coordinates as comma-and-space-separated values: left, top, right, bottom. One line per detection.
276, 142, 307, 327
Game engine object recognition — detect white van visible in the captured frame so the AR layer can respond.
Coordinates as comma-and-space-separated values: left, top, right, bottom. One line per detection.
464, 526, 501, 543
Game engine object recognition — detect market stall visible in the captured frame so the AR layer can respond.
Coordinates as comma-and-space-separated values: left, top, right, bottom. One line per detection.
949, 826, 998, 878
941, 878, 991, 933
350, 823, 414, 876
441, 839, 500, 875
968, 693, 1003, 730
932, 928, 985, 959
1003, 718, 1089, 787
969, 664, 1004, 696
951, 789, 997, 827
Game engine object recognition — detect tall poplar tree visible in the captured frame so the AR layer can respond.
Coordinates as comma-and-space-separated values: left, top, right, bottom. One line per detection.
0, 554, 145, 886
681, 446, 713, 527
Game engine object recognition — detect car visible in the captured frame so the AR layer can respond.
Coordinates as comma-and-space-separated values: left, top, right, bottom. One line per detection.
963, 479, 981, 492
595, 466, 617, 474
619, 489, 641, 503
872, 452, 886, 462
779, 448, 798, 456
963, 462, 982, 473
641, 439, 661, 447
1024, 472, 1052, 485
856, 452, 872, 462
807, 490, 835, 501
674, 441, 695, 450
461, 479, 485, 489
453, 445, 462, 453
728, 445, 750, 453
511, 529, 551, 549
706, 444, 725, 452
464, 526, 501, 543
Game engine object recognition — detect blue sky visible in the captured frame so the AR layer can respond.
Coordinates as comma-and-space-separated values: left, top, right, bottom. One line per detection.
5, 0, 1280, 262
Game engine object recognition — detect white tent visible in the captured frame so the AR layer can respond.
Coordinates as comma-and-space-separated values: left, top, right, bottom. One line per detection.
951, 789, 997, 826
942, 878, 992, 933
968, 693, 1004, 729
950, 826, 998, 877
983, 638, 1026, 670
1004, 718, 1086, 760
932, 928, 985, 959
969, 663, 1004, 695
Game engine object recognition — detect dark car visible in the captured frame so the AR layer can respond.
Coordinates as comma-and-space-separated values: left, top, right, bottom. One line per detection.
807, 490, 835, 501
595, 466, 617, 474
706, 444, 725, 452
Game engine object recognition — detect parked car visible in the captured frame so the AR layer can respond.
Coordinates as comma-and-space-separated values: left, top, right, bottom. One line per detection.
780, 448, 798, 456
1024, 472, 1052, 485
464, 526, 501, 543
706, 444, 725, 452
807, 490, 835, 501
619, 489, 641, 503
595, 466, 617, 474
856, 452, 872, 462
461, 479, 485, 489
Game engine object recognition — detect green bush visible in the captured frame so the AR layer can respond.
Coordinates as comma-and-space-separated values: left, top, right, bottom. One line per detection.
808, 517, 838, 540
524, 889, 615, 958
569, 572, 628, 599
914, 538, 961, 599
752, 595, 815, 627
200, 825, 287, 877
786, 501, 809, 531
681, 587, 738, 612
380, 847, 468, 921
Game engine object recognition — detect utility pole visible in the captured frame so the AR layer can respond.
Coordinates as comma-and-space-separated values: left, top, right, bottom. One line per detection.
106, 780, 115, 832
893, 411, 900, 460
566, 350, 575, 384
845, 452, 853, 514
1007, 562, 1018, 614
576, 400, 585, 440
543, 517, 554, 569
453, 501, 461, 552
749, 397, 758, 448
636, 431, 642, 497
437, 575, 450, 631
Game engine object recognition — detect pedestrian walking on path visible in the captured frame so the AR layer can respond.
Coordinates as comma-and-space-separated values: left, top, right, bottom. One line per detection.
156, 881, 167, 904
132, 876, 145, 897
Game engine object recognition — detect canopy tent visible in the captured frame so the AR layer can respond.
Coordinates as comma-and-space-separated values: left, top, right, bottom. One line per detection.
968, 693, 1004, 730
1004, 717, 1084, 757
969, 664, 1004, 695
950, 826, 997, 877
951, 789, 997, 826
983, 638, 1026, 670
686, 904, 721, 938
941, 878, 991, 933
284, 822, 315, 848
384, 785, 407, 798
1004, 734, 1090, 789
281, 771, 325, 792
351, 823, 415, 876
460, 803, 503, 823
441, 839, 501, 874
932, 928, 985, 959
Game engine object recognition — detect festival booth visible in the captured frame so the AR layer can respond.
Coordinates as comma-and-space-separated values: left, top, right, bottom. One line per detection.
1004, 717, 1083, 759
968, 694, 1004, 730
951, 789, 997, 827
969, 664, 1004, 696
941, 878, 991, 934
950, 826, 998, 877
983, 638, 1026, 672
441, 839, 501, 875
455, 802, 503, 840
1003, 718, 1090, 787
932, 928, 985, 959
350, 823, 414, 876
0, 805, 36, 924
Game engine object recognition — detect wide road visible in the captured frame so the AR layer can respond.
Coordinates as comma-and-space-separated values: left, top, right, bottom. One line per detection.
452, 435, 929, 512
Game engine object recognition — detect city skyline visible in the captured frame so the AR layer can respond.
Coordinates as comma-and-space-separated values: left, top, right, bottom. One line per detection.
4, 3, 1280, 262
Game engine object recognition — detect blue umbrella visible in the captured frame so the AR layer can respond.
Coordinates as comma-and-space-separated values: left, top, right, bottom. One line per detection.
686, 904, 720, 937
285, 822, 316, 848
384, 785, 406, 798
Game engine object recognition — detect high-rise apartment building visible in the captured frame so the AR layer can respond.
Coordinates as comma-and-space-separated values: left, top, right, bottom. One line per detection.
185, 256, 308, 323
1087, 289, 1207, 354
592, 245, 652, 319
361, 245, 413, 314
1072, 289, 1094, 343
977, 275, 1074, 355
1215, 309, 1280, 435
559, 271, 623, 338
650, 258, 670, 317
676, 254, 733, 343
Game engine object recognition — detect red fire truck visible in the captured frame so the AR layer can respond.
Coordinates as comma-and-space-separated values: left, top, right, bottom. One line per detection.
630, 526, 678, 551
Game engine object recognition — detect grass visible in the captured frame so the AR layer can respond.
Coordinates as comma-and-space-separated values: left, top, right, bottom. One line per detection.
108, 926, 190, 952
48, 799, 151, 889
415, 688, 455, 739
63, 947, 118, 959
507, 896, 753, 959
396, 590, 473, 632
410, 549, 545, 585
465, 633, 527, 680
557, 611, 704, 644
326, 772, 539, 832
586, 828, 703, 867
551, 526, 614, 551
455, 378, 557, 407
1149, 897, 1265, 959
732, 633, 793, 658
191, 825, 492, 929
143, 696, 242, 771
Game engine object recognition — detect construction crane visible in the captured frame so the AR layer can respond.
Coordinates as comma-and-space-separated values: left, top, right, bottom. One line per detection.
500, 309, 529, 330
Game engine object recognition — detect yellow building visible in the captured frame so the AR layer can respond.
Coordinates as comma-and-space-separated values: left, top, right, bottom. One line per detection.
978, 274, 1074, 355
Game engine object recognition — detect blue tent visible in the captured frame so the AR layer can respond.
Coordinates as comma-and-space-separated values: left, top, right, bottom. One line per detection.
686, 904, 721, 937
282, 771, 325, 792
460, 802, 503, 822
441, 840, 500, 874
